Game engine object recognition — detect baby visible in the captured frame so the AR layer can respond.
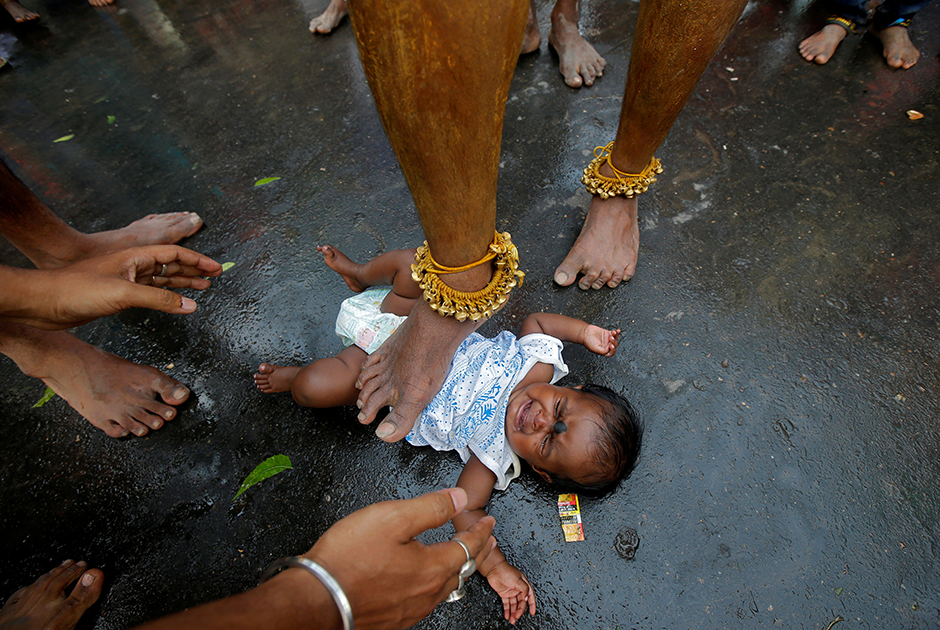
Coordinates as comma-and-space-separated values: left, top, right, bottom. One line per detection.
254, 245, 642, 624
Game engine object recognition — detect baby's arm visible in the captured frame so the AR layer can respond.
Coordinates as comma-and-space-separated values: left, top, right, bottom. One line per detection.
519, 312, 620, 357
453, 456, 537, 624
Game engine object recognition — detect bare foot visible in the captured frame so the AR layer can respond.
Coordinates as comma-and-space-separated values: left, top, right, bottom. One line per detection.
799, 24, 848, 64
553, 191, 639, 290
309, 0, 347, 34
521, 0, 541, 54
875, 25, 920, 68
5, 325, 191, 438
87, 0, 113, 6
548, 0, 606, 87
318, 245, 366, 292
356, 261, 492, 442
0, 560, 103, 630
253, 363, 301, 394
1, 0, 39, 22
27, 212, 203, 270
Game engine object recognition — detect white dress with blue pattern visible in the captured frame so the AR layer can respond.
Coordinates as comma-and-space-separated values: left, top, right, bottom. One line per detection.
406, 331, 568, 491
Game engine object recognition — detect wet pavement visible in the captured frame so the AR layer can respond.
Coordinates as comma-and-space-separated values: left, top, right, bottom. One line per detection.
1, 0, 938, 628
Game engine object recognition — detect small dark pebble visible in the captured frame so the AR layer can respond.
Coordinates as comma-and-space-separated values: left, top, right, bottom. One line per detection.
614, 527, 639, 560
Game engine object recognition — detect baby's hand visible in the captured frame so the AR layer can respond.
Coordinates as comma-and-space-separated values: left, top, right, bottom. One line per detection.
486, 562, 536, 624
583, 325, 620, 357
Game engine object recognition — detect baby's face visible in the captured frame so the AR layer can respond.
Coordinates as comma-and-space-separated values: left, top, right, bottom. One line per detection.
504, 383, 604, 484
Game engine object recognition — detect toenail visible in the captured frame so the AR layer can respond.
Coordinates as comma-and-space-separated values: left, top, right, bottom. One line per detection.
355, 380, 362, 389
189, 213, 202, 224
376, 422, 395, 439
357, 412, 365, 422
62, 559, 73, 566
151, 419, 163, 429
172, 386, 189, 400
134, 427, 147, 436
76, 561, 87, 568
82, 573, 96, 586
120, 430, 130, 437
554, 272, 569, 285
165, 409, 175, 419
356, 399, 363, 409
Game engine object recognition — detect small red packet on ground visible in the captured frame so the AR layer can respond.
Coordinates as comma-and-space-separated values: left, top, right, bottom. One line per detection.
558, 493, 585, 542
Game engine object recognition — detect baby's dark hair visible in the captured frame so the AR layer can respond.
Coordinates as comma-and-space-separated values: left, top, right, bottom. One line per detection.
553, 383, 642, 495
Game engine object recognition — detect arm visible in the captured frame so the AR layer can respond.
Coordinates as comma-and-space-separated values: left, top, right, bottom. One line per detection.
453, 456, 536, 624
135, 488, 496, 630
0, 245, 222, 330
519, 312, 620, 357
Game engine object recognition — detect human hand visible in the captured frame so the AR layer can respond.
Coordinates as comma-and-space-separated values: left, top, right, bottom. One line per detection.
306, 488, 497, 630
583, 325, 620, 357
2, 245, 222, 330
485, 561, 536, 624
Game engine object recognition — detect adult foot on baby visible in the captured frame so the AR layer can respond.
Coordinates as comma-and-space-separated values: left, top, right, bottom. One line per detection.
875, 25, 920, 68
8, 326, 190, 437
2, 0, 39, 22
0, 560, 103, 630
309, 0, 347, 34
548, 0, 605, 87
253, 364, 301, 394
554, 191, 639, 290
318, 245, 367, 292
29, 212, 203, 269
356, 261, 490, 442
799, 24, 848, 64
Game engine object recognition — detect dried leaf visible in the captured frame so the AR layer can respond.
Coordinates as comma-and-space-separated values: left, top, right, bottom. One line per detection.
254, 177, 281, 187
32, 386, 57, 408
221, 262, 235, 272
53, 134, 75, 143
234, 454, 292, 499
107, 115, 116, 124
906, 110, 924, 120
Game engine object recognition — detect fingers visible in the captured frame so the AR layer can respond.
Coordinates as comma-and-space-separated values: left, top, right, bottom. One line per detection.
389, 488, 468, 542
523, 575, 537, 615
119, 283, 199, 315
146, 245, 223, 277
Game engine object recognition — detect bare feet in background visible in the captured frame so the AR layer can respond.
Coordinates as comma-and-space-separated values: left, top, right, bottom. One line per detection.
521, 0, 541, 54
88, 0, 114, 6
548, 0, 606, 87
253, 364, 301, 394
1, 0, 39, 22
25, 212, 203, 269
875, 25, 920, 68
0, 560, 103, 630
799, 24, 848, 64
309, 0, 347, 34
3, 324, 192, 438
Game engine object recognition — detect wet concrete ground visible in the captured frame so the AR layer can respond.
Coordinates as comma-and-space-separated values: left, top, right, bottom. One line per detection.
1, 0, 938, 628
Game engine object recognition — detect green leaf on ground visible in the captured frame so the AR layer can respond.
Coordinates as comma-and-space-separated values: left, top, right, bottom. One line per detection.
32, 386, 57, 408
833, 587, 843, 595
93, 96, 108, 104
107, 115, 116, 124
53, 134, 75, 143
254, 177, 281, 187
234, 454, 292, 499
221, 262, 235, 272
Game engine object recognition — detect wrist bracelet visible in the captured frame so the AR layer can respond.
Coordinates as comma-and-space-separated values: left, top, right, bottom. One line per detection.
260, 556, 354, 630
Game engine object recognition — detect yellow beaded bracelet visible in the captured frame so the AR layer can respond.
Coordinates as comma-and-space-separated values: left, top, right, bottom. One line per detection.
582, 141, 663, 199
411, 231, 524, 322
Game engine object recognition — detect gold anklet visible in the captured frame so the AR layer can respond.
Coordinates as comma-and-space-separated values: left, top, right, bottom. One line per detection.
582, 142, 663, 199
826, 15, 857, 33
411, 231, 524, 322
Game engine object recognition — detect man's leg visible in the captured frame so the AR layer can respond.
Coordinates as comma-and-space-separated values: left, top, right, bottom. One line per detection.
554, 0, 747, 289
0, 158, 202, 269
346, 0, 528, 441
0, 322, 192, 438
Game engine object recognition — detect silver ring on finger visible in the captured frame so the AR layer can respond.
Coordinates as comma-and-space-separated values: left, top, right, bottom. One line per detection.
445, 537, 476, 603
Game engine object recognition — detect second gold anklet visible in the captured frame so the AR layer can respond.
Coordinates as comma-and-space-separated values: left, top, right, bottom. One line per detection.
582, 141, 663, 199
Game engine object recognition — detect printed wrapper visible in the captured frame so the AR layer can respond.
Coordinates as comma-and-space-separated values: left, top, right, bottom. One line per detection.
558, 493, 585, 542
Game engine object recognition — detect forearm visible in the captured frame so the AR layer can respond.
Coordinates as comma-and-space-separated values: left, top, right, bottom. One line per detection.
452, 508, 507, 577
521, 313, 589, 345
0, 266, 50, 324
134, 569, 340, 630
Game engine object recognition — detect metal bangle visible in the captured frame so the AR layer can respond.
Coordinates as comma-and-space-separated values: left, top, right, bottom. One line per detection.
445, 538, 477, 603
260, 556, 354, 630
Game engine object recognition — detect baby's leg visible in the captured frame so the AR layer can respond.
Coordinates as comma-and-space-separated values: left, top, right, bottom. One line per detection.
288, 345, 366, 408
319, 245, 421, 316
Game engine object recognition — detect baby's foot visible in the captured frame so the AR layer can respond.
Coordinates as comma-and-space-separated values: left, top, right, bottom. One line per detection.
318, 245, 366, 292
799, 24, 848, 64
1, 0, 40, 22
875, 25, 920, 68
254, 364, 301, 393
309, 0, 347, 34
0, 560, 103, 630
